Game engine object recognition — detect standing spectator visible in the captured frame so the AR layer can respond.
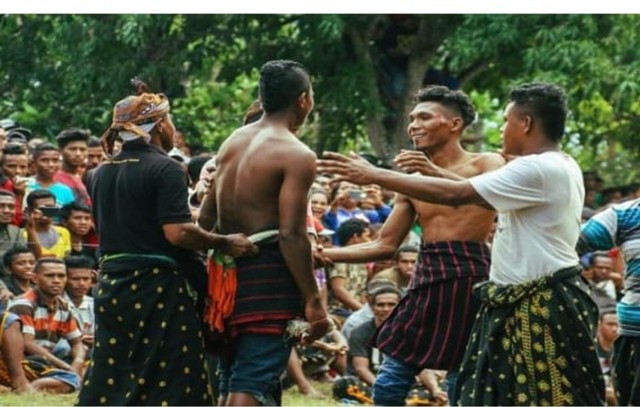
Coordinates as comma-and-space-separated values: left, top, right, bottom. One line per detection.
25, 143, 75, 208
0, 142, 30, 225
54, 128, 91, 206
8, 258, 85, 393
85, 135, 105, 171
78, 80, 256, 406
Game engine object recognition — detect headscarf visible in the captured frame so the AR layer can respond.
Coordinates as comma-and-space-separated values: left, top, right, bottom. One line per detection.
100, 79, 170, 155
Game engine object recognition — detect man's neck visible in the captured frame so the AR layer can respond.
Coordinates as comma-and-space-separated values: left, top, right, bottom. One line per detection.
13, 276, 32, 292
599, 336, 614, 352
36, 288, 56, 308
61, 162, 79, 176
425, 141, 468, 169
68, 292, 84, 308
35, 174, 54, 186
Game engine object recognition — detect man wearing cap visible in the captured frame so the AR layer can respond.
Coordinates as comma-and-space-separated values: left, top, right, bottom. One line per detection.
76, 80, 257, 406
54, 128, 91, 206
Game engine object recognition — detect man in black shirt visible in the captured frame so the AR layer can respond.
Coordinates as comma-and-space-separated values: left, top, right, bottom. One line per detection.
77, 81, 257, 406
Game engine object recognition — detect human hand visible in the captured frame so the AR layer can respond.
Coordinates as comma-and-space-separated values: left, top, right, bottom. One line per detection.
222, 234, 259, 258
316, 152, 377, 186
394, 150, 441, 176
433, 389, 448, 405
302, 298, 330, 345
312, 245, 333, 268
12, 177, 27, 196
0, 287, 13, 303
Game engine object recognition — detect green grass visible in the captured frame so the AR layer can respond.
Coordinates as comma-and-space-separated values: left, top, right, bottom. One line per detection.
0, 382, 340, 406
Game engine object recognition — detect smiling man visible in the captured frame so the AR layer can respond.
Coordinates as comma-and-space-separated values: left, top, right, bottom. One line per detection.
319, 85, 504, 405
318, 83, 603, 405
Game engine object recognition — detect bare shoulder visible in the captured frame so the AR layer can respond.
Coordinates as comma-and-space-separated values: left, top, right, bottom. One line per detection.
468, 152, 506, 173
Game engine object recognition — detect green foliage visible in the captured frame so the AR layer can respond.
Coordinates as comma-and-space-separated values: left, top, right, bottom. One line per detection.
1, 14, 640, 184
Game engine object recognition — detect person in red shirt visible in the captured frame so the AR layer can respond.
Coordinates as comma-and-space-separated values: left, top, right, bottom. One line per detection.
54, 128, 91, 206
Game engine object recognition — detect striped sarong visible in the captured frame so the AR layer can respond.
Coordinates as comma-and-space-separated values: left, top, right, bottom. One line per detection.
374, 241, 490, 372
455, 266, 604, 406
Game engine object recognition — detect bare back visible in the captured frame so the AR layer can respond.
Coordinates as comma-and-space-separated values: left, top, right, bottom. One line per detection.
412, 152, 503, 243
215, 120, 315, 235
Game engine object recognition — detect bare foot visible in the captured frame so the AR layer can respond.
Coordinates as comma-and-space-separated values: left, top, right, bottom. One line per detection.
13, 382, 36, 394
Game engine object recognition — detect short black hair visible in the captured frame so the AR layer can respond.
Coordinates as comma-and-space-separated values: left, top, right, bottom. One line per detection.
34, 257, 65, 273
60, 201, 92, 221
414, 85, 476, 128
0, 189, 16, 200
336, 218, 368, 246
589, 251, 611, 267
259, 60, 311, 114
3, 245, 35, 269
395, 244, 419, 260
32, 142, 59, 159
187, 154, 213, 185
87, 135, 102, 148
508, 83, 568, 142
370, 285, 401, 304
2, 141, 28, 157
64, 255, 95, 270
56, 128, 91, 149
26, 189, 56, 210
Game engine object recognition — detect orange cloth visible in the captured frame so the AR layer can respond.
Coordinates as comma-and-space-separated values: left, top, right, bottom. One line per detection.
205, 252, 237, 333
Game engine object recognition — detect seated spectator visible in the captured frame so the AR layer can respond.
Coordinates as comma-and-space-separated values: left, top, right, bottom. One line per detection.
63, 256, 95, 356
323, 181, 388, 238
328, 219, 372, 320
0, 311, 34, 393
24, 190, 71, 259
60, 202, 96, 260
0, 190, 39, 260
341, 279, 398, 341
370, 244, 418, 292
24, 143, 75, 208
8, 258, 85, 393
1, 246, 36, 300
347, 285, 401, 386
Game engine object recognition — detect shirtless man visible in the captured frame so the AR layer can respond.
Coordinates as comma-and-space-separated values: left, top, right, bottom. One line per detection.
199, 60, 329, 406
318, 85, 505, 405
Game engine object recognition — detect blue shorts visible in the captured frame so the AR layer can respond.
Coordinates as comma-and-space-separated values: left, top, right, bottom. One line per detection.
217, 333, 292, 405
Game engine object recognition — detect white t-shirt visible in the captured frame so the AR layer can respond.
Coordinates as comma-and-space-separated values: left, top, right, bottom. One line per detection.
469, 152, 584, 285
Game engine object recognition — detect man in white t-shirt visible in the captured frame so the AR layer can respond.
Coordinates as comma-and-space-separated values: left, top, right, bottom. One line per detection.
317, 83, 603, 406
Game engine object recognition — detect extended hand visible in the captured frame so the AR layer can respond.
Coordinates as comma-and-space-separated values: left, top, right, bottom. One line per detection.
312, 245, 333, 268
316, 152, 376, 186
223, 234, 259, 258
302, 299, 330, 345
394, 150, 440, 176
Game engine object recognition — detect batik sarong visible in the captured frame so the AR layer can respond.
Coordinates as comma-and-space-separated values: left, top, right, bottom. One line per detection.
612, 334, 640, 406
455, 266, 604, 406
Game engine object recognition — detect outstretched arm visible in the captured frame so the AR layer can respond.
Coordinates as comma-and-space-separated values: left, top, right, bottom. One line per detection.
318, 152, 491, 209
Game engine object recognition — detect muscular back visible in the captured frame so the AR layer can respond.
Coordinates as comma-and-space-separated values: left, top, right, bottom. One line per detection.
215, 121, 315, 235
412, 152, 503, 243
